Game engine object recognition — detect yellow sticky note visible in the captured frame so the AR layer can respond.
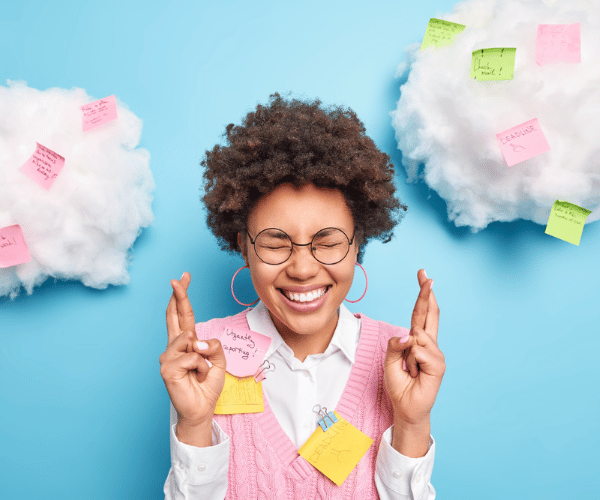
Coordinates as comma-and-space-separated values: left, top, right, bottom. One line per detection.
421, 18, 466, 50
299, 412, 373, 486
471, 48, 516, 81
545, 200, 592, 246
214, 372, 264, 414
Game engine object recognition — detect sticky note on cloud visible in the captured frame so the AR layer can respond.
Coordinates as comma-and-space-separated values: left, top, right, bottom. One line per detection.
81, 95, 118, 132
471, 48, 516, 81
536, 23, 581, 66
421, 18, 465, 50
496, 118, 550, 167
19, 143, 65, 190
545, 200, 591, 246
220, 326, 271, 378
0, 224, 31, 268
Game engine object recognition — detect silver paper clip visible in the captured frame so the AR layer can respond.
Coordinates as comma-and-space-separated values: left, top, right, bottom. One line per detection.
254, 360, 275, 382
312, 404, 338, 431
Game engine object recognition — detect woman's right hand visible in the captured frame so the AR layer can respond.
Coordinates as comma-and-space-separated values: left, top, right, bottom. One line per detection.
160, 272, 227, 444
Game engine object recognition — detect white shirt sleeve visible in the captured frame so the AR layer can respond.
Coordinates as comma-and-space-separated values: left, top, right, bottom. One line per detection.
375, 426, 436, 500
163, 419, 230, 500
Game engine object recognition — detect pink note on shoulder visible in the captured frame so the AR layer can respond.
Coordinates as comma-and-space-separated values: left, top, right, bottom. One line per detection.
496, 118, 551, 167
20, 143, 65, 189
81, 95, 118, 131
0, 224, 31, 268
220, 326, 272, 378
536, 23, 581, 65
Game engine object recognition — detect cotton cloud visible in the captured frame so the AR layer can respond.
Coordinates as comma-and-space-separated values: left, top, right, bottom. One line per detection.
0, 81, 154, 298
392, 0, 600, 231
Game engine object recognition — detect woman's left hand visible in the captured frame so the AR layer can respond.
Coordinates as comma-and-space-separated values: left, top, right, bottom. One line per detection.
384, 269, 445, 427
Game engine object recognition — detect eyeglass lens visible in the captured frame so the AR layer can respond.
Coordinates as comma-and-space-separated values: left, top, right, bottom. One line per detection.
254, 228, 350, 265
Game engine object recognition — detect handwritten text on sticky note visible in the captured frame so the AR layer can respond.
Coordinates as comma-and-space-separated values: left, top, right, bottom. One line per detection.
471, 48, 516, 81
81, 95, 118, 132
545, 200, 591, 246
421, 18, 466, 50
496, 118, 550, 167
536, 23, 581, 65
220, 327, 271, 377
299, 412, 373, 486
19, 143, 65, 190
214, 373, 264, 414
0, 224, 31, 268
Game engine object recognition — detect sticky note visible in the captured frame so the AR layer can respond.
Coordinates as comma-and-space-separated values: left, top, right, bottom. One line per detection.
496, 118, 550, 167
421, 18, 466, 50
81, 95, 118, 131
214, 373, 264, 414
545, 200, 591, 246
299, 412, 373, 486
471, 48, 516, 81
220, 326, 271, 378
536, 23, 581, 65
19, 143, 65, 190
0, 224, 31, 268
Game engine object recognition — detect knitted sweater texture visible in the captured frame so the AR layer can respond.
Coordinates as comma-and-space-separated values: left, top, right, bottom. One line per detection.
195, 309, 407, 500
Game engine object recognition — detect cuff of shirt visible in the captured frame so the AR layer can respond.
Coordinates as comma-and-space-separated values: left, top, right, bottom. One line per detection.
376, 425, 435, 497
170, 420, 230, 485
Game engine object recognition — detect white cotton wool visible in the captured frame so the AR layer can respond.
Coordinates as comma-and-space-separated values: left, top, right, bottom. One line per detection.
0, 80, 154, 299
392, 0, 600, 231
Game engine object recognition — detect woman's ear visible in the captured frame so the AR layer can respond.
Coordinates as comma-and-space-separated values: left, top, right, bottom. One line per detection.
237, 232, 249, 266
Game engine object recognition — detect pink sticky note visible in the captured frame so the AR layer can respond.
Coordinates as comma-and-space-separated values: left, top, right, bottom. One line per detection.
536, 23, 581, 65
0, 224, 31, 268
81, 95, 118, 131
19, 143, 65, 190
496, 118, 551, 167
220, 326, 272, 378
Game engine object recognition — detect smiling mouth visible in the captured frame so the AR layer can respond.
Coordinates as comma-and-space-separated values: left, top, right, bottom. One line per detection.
278, 286, 331, 303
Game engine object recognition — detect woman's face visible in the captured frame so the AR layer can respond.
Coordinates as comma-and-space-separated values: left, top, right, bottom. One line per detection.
239, 183, 358, 339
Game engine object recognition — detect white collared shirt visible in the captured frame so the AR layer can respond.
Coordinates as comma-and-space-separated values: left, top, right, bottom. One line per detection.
165, 302, 436, 499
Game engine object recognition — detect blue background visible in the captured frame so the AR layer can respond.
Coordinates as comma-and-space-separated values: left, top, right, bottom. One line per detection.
1, 0, 599, 498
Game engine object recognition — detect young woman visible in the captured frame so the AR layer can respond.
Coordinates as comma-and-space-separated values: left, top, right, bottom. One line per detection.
161, 93, 445, 499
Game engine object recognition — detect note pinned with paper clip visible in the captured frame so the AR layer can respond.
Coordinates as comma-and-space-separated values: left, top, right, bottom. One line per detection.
19, 143, 65, 190
545, 200, 591, 246
421, 18, 466, 50
220, 326, 271, 378
81, 95, 118, 131
299, 410, 373, 486
214, 372, 264, 414
0, 224, 31, 268
471, 48, 516, 81
536, 24, 581, 66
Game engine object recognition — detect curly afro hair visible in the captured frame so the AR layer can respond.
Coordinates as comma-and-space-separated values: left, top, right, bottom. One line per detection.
201, 93, 407, 263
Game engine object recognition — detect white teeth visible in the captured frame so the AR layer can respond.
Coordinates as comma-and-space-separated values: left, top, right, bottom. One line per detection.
283, 287, 327, 303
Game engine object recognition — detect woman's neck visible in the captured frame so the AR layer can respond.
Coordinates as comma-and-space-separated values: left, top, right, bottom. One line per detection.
269, 311, 339, 362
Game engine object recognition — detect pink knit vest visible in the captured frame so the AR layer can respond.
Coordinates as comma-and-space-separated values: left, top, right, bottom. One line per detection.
195, 310, 407, 500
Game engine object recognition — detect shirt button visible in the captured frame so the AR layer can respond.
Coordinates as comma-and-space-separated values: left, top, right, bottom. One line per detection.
303, 371, 310, 378
415, 473, 423, 483
197, 463, 207, 472
304, 423, 311, 429
393, 470, 402, 478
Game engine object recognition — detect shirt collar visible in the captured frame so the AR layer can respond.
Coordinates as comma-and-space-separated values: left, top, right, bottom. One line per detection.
246, 301, 360, 364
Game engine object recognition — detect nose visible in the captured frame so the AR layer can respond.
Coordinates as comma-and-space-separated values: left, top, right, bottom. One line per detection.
285, 243, 320, 280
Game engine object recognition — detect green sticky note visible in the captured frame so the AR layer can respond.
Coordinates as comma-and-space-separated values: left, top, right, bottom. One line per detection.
470, 48, 516, 81
421, 18, 466, 50
545, 200, 592, 246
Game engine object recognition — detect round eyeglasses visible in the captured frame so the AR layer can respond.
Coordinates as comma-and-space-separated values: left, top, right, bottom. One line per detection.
246, 227, 355, 265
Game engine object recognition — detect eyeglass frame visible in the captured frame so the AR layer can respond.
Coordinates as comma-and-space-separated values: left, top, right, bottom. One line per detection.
245, 227, 356, 265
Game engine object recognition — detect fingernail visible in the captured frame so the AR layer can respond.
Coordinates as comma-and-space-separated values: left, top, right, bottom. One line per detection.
402, 360, 408, 371
430, 279, 434, 290
423, 270, 428, 279
196, 341, 208, 350
206, 359, 213, 368
180, 272, 186, 280
400, 335, 410, 343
